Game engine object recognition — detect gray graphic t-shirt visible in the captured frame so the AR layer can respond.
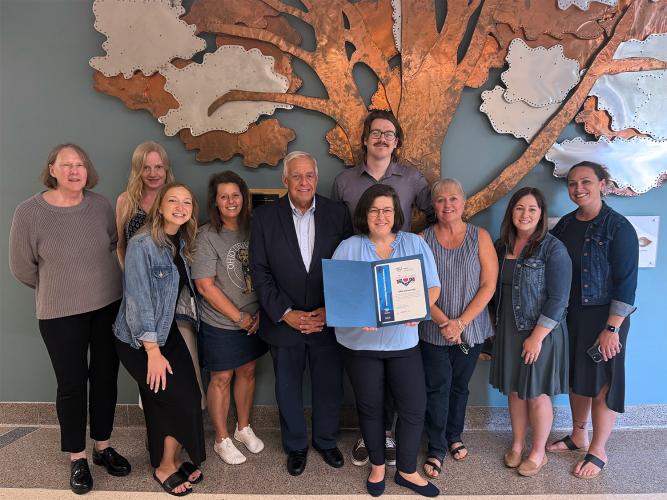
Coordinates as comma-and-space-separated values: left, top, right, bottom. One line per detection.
192, 224, 259, 329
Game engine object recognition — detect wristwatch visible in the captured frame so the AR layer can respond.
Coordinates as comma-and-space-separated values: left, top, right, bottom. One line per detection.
605, 324, 618, 333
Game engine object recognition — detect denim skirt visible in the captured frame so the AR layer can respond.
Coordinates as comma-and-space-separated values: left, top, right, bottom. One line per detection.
199, 321, 268, 372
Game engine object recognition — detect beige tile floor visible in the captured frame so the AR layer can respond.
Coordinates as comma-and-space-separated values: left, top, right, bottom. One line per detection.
0, 425, 665, 498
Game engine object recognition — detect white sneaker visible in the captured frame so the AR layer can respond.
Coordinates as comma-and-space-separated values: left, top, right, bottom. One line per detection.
234, 424, 265, 454
214, 437, 247, 464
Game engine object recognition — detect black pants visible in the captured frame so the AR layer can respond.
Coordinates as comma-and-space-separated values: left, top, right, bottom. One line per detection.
420, 339, 483, 461
270, 341, 343, 451
39, 301, 121, 453
342, 345, 426, 473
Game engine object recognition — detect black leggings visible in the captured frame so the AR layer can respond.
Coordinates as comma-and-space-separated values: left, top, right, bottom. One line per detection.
342, 345, 426, 473
39, 301, 121, 453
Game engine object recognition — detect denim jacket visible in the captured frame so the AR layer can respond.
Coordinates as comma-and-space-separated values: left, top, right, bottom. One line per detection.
551, 201, 638, 317
114, 231, 198, 349
494, 233, 572, 331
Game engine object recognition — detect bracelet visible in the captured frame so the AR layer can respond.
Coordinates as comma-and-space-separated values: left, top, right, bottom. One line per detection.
438, 321, 448, 328
455, 318, 467, 332
234, 311, 246, 325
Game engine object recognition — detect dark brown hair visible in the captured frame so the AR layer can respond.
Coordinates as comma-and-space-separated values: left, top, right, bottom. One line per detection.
567, 161, 611, 194
499, 187, 549, 258
206, 171, 251, 238
40, 143, 99, 189
361, 110, 403, 163
353, 184, 404, 235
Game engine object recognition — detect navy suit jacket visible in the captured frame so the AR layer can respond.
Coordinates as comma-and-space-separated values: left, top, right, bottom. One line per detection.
250, 194, 353, 347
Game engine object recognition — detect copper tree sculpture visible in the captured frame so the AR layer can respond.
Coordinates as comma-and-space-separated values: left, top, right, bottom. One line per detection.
93, 0, 667, 217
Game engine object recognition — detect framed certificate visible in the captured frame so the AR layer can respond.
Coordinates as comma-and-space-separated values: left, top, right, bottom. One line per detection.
323, 254, 431, 328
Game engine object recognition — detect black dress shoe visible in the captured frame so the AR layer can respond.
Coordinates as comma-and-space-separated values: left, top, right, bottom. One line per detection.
70, 458, 93, 495
315, 446, 344, 468
287, 449, 308, 476
92, 447, 131, 477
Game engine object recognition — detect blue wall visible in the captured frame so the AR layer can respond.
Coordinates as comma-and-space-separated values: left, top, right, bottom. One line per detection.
1, 1, 665, 405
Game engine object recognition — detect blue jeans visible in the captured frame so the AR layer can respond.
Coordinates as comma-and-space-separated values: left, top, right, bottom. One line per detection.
420, 339, 483, 461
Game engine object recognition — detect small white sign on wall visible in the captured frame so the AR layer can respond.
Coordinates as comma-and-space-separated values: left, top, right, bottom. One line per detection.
548, 216, 659, 268
628, 216, 659, 268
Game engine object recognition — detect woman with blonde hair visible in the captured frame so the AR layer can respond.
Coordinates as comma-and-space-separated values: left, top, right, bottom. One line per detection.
114, 182, 206, 496
116, 143, 205, 410
115, 141, 174, 266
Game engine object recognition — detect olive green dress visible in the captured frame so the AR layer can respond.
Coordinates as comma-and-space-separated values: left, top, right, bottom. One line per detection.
489, 259, 569, 400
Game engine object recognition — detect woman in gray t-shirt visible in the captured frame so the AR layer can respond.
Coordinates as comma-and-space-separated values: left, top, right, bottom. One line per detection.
192, 171, 268, 465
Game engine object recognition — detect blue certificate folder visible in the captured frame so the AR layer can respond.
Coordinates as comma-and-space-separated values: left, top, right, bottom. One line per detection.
322, 254, 430, 328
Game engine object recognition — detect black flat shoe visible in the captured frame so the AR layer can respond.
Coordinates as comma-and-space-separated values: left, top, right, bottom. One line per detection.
287, 448, 308, 476
70, 458, 93, 495
366, 475, 385, 497
315, 446, 344, 468
394, 471, 439, 497
92, 446, 131, 477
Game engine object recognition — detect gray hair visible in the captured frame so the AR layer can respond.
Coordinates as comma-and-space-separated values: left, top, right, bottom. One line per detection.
431, 177, 466, 201
282, 150, 319, 178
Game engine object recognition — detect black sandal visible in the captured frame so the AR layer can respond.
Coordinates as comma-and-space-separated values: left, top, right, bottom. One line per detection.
178, 462, 203, 484
449, 444, 467, 461
573, 453, 606, 479
550, 434, 584, 452
423, 457, 442, 479
153, 470, 192, 497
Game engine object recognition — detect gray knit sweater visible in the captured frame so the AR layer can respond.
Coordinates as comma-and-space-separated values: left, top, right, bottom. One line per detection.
9, 191, 122, 319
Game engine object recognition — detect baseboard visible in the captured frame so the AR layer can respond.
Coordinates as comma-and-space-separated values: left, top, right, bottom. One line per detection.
1, 402, 665, 430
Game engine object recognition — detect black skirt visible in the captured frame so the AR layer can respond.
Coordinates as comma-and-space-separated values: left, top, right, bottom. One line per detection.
567, 302, 629, 413
116, 321, 206, 467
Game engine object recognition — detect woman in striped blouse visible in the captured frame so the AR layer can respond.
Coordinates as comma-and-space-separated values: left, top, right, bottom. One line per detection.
419, 178, 498, 479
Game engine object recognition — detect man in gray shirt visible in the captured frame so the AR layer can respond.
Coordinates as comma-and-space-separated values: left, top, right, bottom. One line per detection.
332, 109, 432, 233
331, 110, 434, 467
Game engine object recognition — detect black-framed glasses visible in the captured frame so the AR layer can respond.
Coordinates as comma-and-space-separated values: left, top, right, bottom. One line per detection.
368, 129, 397, 141
459, 341, 471, 355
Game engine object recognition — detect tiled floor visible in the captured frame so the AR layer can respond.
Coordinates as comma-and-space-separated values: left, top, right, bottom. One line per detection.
0, 425, 666, 498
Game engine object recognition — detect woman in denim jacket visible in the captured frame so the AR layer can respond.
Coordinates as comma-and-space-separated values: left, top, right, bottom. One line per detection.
114, 183, 205, 496
548, 162, 638, 480
490, 187, 572, 477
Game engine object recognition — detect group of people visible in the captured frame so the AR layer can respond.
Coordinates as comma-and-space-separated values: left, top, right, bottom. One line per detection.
9, 111, 638, 497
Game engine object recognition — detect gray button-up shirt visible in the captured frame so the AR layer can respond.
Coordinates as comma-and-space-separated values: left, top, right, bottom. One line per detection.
331, 162, 431, 232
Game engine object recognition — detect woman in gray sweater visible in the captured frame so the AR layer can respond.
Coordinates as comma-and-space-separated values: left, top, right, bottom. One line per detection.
9, 144, 130, 495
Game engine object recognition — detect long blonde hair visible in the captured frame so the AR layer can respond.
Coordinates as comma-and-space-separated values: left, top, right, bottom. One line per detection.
119, 142, 174, 233
147, 183, 198, 263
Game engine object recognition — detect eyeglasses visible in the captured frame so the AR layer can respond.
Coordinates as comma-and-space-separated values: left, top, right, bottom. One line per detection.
368, 129, 397, 141
459, 341, 471, 355
368, 208, 395, 218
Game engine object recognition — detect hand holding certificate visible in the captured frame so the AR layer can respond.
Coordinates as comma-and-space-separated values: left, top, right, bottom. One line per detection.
323, 255, 431, 328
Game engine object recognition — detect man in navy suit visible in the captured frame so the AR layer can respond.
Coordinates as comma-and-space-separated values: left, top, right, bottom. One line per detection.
250, 151, 353, 476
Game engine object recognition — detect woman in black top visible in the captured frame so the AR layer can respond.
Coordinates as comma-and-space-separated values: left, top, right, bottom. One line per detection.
548, 162, 639, 479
